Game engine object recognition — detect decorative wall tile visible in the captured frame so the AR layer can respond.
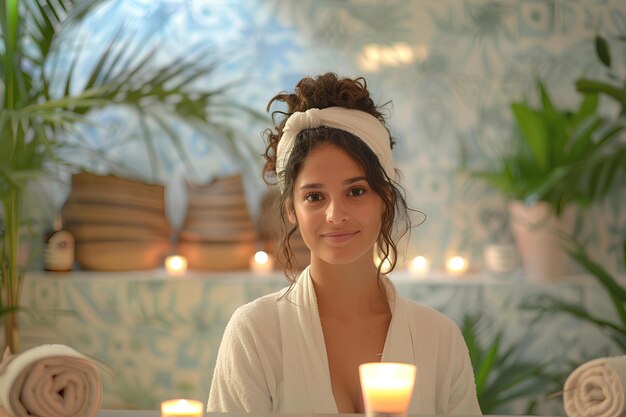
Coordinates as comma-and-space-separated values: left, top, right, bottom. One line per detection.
21, 272, 621, 412
52, 0, 625, 274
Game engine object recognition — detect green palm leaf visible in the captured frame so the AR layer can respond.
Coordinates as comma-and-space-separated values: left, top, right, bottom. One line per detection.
0, 0, 267, 353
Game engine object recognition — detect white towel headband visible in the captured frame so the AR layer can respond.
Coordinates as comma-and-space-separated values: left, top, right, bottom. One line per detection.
275, 106, 394, 192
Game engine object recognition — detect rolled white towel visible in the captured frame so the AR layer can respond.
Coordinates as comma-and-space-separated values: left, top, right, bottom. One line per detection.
564, 356, 626, 417
0, 344, 102, 417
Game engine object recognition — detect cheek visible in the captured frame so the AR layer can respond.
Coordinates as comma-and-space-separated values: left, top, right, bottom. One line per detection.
292, 205, 319, 232
291, 204, 308, 225
372, 200, 386, 230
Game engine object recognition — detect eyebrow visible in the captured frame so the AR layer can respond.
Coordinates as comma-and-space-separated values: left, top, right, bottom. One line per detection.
299, 176, 368, 190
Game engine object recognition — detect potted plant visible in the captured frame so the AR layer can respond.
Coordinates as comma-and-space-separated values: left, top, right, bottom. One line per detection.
471, 78, 625, 281
524, 237, 626, 352
460, 313, 563, 414
0, 0, 262, 352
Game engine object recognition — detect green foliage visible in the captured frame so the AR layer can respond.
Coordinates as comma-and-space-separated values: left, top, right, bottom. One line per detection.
524, 238, 626, 352
577, 35, 626, 116
0, 0, 265, 351
461, 314, 562, 414
471, 79, 625, 217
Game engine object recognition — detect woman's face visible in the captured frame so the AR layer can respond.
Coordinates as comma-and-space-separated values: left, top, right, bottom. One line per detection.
289, 142, 383, 267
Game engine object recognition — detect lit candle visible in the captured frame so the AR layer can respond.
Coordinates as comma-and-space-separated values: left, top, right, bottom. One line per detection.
165, 255, 187, 276
445, 255, 468, 275
160, 398, 203, 417
359, 362, 417, 417
407, 256, 430, 276
250, 251, 274, 274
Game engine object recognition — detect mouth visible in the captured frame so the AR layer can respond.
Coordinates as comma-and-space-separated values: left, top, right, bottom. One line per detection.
321, 231, 359, 243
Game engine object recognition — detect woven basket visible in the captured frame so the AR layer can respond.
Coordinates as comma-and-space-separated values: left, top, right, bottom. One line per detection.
178, 173, 258, 270
61, 172, 172, 271
178, 240, 257, 271
76, 239, 171, 271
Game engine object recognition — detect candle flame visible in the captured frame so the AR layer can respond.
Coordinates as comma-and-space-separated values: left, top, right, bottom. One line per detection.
254, 251, 269, 265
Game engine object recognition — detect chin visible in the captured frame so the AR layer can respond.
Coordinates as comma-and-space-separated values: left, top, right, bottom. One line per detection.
317, 248, 374, 267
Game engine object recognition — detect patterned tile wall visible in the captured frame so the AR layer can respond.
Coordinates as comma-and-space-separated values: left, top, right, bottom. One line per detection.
59, 0, 626, 274
27, 2, 625, 412
21, 272, 622, 412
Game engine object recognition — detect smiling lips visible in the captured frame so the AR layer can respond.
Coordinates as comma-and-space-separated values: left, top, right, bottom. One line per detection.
321, 230, 360, 243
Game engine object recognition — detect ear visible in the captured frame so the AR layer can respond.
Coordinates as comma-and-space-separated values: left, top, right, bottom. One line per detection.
285, 199, 297, 224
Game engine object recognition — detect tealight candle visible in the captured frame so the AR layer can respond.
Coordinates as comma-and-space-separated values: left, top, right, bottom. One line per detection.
445, 255, 468, 275
250, 251, 274, 274
161, 398, 203, 417
407, 256, 430, 276
359, 362, 417, 417
165, 255, 187, 276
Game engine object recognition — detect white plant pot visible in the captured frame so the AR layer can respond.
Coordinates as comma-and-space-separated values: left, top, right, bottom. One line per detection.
508, 201, 577, 282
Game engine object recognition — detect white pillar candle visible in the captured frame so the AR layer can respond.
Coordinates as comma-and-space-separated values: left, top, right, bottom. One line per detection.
359, 362, 417, 417
161, 398, 203, 417
165, 255, 187, 276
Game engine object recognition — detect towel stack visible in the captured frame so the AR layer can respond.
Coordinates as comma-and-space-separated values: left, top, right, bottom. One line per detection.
564, 356, 626, 417
0, 344, 102, 417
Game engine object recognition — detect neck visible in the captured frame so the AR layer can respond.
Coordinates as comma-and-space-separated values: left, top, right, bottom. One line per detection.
309, 254, 389, 318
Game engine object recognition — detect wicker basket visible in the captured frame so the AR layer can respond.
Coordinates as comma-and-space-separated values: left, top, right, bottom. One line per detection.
75, 239, 171, 271
178, 174, 258, 270
61, 172, 172, 271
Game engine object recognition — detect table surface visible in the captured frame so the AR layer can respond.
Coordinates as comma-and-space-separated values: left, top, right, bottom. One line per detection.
95, 411, 364, 417
97, 412, 538, 417
97, 413, 359, 417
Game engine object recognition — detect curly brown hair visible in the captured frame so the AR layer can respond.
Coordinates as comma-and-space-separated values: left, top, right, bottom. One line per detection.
262, 73, 412, 282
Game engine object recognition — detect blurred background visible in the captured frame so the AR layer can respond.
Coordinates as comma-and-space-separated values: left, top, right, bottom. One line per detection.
20, 0, 624, 274
2, 0, 626, 414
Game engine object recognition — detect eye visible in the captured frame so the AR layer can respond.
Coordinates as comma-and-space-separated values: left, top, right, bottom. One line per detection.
305, 192, 324, 202
348, 187, 366, 197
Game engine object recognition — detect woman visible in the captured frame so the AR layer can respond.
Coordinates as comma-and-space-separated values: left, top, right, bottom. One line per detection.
207, 73, 481, 415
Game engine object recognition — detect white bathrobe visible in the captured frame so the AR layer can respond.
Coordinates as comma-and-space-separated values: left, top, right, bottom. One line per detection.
207, 267, 481, 415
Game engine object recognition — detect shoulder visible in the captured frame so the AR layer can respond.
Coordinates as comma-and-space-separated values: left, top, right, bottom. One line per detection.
226, 289, 285, 335
400, 296, 462, 337
402, 296, 455, 322
396, 296, 472, 374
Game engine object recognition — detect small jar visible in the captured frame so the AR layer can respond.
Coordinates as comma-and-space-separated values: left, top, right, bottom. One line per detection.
43, 217, 75, 272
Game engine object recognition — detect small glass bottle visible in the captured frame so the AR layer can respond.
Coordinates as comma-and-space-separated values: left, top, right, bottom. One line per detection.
43, 216, 75, 272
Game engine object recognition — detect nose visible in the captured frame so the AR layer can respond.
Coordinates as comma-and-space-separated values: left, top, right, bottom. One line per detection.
325, 198, 348, 224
